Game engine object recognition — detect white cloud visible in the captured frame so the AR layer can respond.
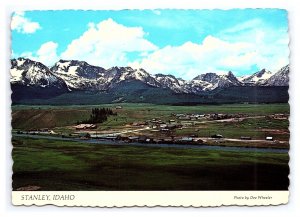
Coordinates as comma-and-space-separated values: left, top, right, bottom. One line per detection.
36, 41, 59, 66
21, 41, 59, 66
219, 19, 289, 72
130, 19, 289, 79
16, 17, 288, 79
11, 11, 41, 34
130, 36, 257, 79
61, 18, 158, 68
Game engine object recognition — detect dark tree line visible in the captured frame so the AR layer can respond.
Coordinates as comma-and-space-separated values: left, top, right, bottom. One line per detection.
80, 108, 116, 124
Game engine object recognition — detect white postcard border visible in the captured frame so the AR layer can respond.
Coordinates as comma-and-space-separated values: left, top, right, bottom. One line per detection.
12, 191, 289, 207
3, 0, 299, 212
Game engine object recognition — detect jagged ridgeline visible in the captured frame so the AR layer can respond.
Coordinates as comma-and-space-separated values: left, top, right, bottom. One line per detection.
10, 58, 289, 105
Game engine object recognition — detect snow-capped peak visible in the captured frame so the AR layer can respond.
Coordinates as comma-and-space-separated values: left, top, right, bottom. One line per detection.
264, 65, 289, 86
154, 74, 184, 92
10, 58, 289, 95
10, 58, 67, 89
188, 71, 241, 91
242, 69, 273, 85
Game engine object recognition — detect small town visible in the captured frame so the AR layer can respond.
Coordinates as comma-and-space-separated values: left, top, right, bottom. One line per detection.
14, 109, 289, 148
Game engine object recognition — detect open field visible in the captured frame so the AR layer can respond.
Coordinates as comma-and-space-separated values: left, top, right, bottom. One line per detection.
12, 137, 289, 190
11, 103, 290, 190
12, 103, 290, 141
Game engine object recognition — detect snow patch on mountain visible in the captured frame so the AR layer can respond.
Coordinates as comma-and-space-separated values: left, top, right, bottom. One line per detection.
187, 71, 241, 91
10, 68, 24, 83
242, 69, 273, 85
10, 58, 67, 89
56, 61, 71, 70
11, 58, 289, 95
154, 74, 184, 92
237, 75, 250, 82
264, 65, 289, 86
51, 60, 108, 90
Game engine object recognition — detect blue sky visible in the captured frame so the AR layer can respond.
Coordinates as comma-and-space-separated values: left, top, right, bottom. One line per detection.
11, 9, 289, 79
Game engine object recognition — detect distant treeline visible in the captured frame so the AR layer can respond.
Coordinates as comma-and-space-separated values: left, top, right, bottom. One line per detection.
79, 108, 116, 124
12, 85, 289, 105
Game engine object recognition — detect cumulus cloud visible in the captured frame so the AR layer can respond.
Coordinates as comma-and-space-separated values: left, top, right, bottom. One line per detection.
219, 19, 289, 73
130, 19, 289, 79
130, 36, 255, 79
61, 18, 158, 68
16, 17, 289, 79
36, 41, 59, 66
11, 11, 41, 34
21, 41, 59, 66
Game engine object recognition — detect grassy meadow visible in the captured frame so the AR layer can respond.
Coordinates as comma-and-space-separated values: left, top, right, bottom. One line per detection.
12, 137, 289, 190
11, 103, 290, 190
12, 103, 290, 141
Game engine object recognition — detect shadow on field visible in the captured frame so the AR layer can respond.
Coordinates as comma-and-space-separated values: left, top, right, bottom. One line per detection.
12, 137, 289, 191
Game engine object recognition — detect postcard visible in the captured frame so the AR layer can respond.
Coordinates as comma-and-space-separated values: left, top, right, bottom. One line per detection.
10, 9, 289, 207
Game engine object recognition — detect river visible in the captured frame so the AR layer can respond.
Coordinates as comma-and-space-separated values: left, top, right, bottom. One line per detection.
12, 134, 288, 153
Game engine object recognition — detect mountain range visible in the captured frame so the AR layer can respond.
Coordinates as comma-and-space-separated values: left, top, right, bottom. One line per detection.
10, 58, 289, 105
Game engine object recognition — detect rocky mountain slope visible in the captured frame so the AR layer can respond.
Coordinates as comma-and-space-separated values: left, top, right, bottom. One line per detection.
264, 65, 289, 86
10, 58, 289, 103
11, 58, 67, 89
242, 69, 273, 85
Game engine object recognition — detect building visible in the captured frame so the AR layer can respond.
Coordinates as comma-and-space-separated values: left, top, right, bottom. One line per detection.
128, 136, 139, 142
211, 134, 224, 139
132, 122, 146, 126
266, 136, 273, 141
75, 124, 97, 130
